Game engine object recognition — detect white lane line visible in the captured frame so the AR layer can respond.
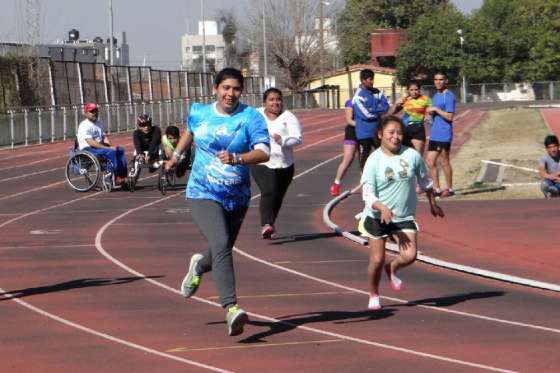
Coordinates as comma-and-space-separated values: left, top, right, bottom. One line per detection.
93, 200, 516, 373
0, 180, 67, 202
0, 155, 67, 172
0, 193, 102, 229
0, 167, 63, 183
0, 288, 232, 373
0, 244, 94, 250
92, 156, 517, 372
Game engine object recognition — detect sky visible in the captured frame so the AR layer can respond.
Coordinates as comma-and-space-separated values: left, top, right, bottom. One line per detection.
0, 0, 484, 70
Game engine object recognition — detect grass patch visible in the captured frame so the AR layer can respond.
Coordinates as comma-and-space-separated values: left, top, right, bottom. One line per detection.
450, 107, 549, 200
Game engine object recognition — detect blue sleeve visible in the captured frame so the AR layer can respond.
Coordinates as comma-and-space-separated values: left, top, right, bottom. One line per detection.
187, 103, 201, 134
444, 92, 455, 113
353, 91, 377, 121
248, 110, 270, 149
374, 94, 389, 114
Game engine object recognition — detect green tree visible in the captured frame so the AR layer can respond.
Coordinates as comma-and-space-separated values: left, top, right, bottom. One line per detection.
337, 0, 449, 66
217, 10, 238, 68
467, 0, 560, 82
395, 5, 466, 84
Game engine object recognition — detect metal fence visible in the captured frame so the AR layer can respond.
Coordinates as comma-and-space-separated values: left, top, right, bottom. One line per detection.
0, 89, 338, 147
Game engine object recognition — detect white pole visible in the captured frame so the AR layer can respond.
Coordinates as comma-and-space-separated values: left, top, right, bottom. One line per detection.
201, 0, 206, 74
262, 0, 268, 84
109, 0, 114, 66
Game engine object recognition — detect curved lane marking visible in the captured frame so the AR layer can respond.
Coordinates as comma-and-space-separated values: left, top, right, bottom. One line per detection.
93, 157, 517, 372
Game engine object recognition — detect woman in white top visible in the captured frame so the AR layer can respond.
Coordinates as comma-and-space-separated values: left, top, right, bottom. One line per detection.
252, 88, 303, 239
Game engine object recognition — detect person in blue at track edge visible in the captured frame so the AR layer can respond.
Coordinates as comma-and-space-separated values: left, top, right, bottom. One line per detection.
165, 67, 270, 337
425, 71, 456, 198
352, 68, 389, 171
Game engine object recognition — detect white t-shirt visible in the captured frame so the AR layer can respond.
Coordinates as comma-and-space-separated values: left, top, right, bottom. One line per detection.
257, 108, 302, 169
77, 119, 105, 150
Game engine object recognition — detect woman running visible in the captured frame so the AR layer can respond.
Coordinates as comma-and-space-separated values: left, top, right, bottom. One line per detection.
391, 80, 431, 155
358, 115, 444, 310
165, 67, 270, 336
330, 98, 358, 196
252, 88, 303, 239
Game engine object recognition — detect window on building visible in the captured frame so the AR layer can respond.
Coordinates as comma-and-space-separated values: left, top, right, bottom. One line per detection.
192, 45, 203, 53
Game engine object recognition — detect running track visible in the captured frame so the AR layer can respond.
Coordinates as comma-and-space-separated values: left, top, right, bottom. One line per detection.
1, 108, 559, 372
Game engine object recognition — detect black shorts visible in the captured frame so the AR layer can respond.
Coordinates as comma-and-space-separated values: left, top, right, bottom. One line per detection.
359, 216, 418, 239
404, 123, 426, 145
344, 125, 357, 144
428, 140, 451, 152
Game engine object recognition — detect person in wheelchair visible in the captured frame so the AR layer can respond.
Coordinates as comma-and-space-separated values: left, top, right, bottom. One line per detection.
130, 114, 162, 178
76, 102, 128, 185
161, 125, 191, 178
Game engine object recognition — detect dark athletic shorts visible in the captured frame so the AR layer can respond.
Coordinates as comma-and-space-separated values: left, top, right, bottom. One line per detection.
404, 122, 426, 145
428, 140, 451, 152
359, 215, 418, 239
344, 125, 357, 145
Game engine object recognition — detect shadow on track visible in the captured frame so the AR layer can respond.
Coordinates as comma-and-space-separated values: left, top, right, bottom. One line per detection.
231, 309, 397, 343
390, 291, 506, 308
0, 276, 163, 300
269, 232, 338, 245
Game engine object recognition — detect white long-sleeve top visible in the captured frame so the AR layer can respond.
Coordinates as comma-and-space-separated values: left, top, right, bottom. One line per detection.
257, 107, 303, 169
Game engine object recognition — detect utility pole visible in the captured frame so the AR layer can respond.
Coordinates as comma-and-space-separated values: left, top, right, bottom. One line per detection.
319, 0, 324, 87
201, 0, 207, 74
457, 29, 466, 104
262, 0, 268, 85
109, 0, 114, 66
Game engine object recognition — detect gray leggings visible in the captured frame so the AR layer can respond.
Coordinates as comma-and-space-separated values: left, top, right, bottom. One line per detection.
189, 199, 248, 308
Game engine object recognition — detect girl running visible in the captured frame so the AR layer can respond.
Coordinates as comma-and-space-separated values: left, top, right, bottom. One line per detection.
358, 115, 444, 310
166, 68, 270, 336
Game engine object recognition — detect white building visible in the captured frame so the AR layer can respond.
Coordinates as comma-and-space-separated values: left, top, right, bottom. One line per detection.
181, 21, 225, 72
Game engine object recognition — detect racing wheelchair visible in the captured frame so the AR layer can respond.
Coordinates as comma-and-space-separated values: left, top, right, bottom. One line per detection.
65, 143, 120, 192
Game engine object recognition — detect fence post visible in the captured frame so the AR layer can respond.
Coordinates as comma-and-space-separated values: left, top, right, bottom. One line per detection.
199, 72, 204, 97
126, 66, 133, 103
63, 106, 67, 140
51, 108, 55, 142
38, 108, 43, 144
74, 105, 79, 135
116, 104, 121, 133
148, 68, 154, 101
549, 81, 554, 100
24, 109, 29, 146
106, 104, 112, 134
184, 71, 189, 99
481, 84, 486, 102
48, 61, 57, 106
9, 111, 14, 149
77, 62, 85, 105
102, 64, 109, 103
167, 71, 172, 99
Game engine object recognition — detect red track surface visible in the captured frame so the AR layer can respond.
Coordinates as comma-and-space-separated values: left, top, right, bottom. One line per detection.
1, 108, 559, 372
541, 108, 560, 135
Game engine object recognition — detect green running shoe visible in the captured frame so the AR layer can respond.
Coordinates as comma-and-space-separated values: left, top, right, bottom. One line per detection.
180, 254, 203, 297
226, 304, 248, 336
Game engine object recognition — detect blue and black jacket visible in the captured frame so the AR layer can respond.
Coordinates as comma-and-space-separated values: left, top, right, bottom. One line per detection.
352, 86, 389, 140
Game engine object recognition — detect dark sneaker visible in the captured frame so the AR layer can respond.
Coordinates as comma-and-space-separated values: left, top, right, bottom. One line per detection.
261, 224, 274, 239
440, 188, 455, 198
226, 304, 248, 336
433, 188, 443, 197
330, 183, 340, 196
180, 254, 203, 297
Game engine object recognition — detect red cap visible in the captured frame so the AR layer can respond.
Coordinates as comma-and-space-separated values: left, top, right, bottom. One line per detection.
84, 102, 98, 113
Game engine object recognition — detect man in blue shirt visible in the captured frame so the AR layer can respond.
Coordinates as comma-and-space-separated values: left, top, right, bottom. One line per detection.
426, 71, 456, 197
352, 69, 389, 170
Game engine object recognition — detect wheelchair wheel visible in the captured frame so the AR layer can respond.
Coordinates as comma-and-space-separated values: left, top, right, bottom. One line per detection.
158, 167, 167, 195
65, 151, 101, 192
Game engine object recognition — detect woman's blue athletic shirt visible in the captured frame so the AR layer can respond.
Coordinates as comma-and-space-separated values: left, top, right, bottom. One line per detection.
186, 102, 270, 211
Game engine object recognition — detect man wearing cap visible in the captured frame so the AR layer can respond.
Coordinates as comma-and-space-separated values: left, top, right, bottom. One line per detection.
77, 103, 128, 184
